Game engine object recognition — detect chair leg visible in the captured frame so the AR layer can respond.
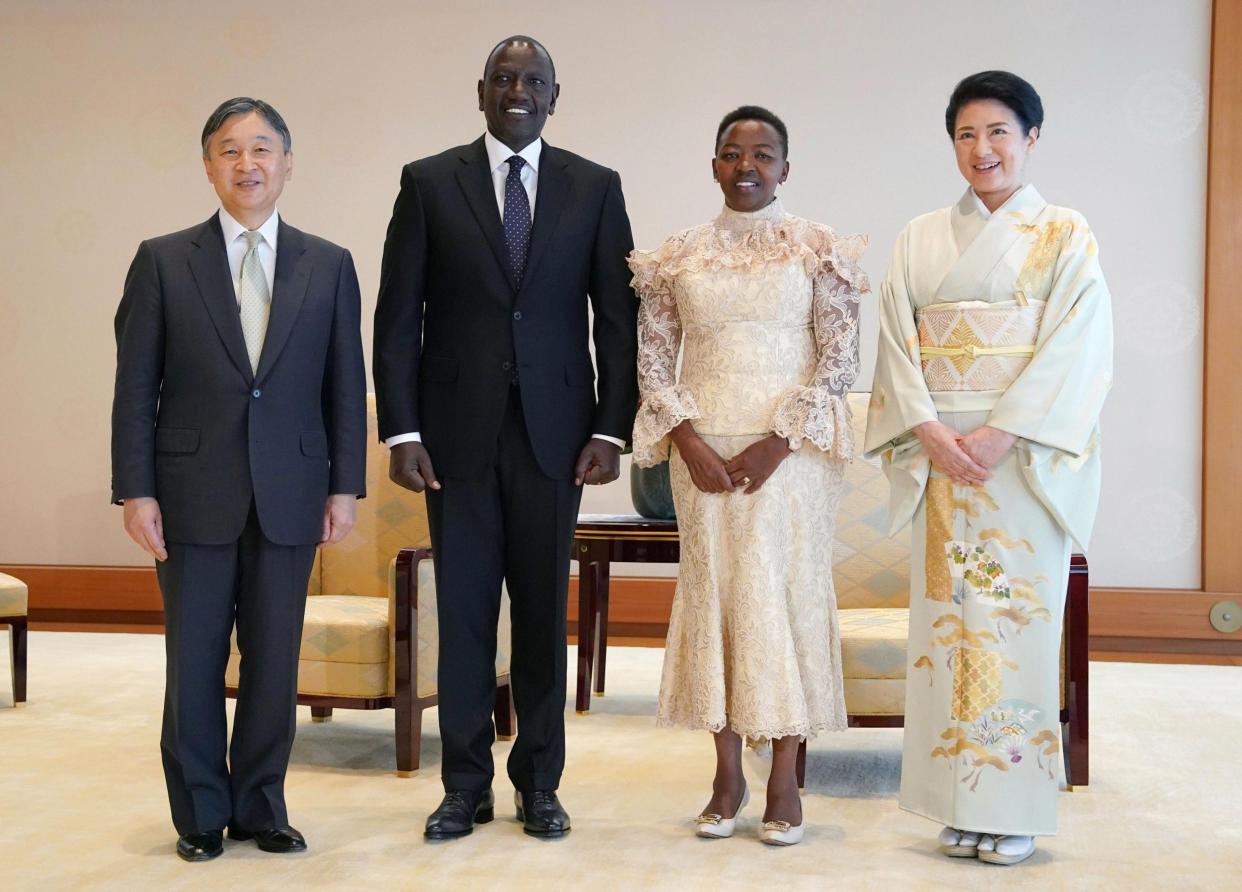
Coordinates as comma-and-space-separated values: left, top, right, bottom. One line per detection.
575, 553, 599, 714
9, 619, 26, 705
310, 705, 333, 723
396, 697, 422, 778
494, 681, 516, 740
796, 739, 807, 790
1064, 555, 1090, 789
1065, 683, 1090, 789
594, 567, 611, 697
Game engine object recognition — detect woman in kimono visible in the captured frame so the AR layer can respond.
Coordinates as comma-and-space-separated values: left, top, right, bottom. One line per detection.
865, 71, 1112, 865
628, 106, 867, 846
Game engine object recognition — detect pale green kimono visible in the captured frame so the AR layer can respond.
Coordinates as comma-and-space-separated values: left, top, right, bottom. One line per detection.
865, 185, 1112, 835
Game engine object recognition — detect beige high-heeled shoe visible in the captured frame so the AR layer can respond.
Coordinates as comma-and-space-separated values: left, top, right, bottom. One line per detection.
758, 798, 804, 846
695, 784, 750, 839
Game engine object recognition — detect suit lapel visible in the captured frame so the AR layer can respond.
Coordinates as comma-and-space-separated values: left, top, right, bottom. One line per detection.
255, 220, 310, 384
519, 142, 570, 296
188, 215, 253, 384
455, 137, 519, 291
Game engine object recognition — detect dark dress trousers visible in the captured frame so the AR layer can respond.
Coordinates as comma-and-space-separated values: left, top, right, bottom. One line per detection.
111, 214, 366, 835
373, 137, 638, 792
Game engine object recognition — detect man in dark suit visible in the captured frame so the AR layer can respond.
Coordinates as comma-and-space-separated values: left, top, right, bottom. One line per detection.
111, 98, 366, 862
374, 36, 638, 839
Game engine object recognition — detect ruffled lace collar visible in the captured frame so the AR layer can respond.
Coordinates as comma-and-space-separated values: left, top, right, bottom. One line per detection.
715, 197, 786, 232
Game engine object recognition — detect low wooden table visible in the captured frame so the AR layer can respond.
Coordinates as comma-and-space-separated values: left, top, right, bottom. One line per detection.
573, 515, 678, 713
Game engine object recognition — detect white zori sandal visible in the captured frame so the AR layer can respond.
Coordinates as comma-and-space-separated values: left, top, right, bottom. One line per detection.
695, 785, 750, 839
937, 826, 982, 857
977, 834, 1035, 865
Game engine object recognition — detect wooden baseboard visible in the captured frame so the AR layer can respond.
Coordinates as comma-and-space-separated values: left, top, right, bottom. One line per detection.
6, 564, 1240, 664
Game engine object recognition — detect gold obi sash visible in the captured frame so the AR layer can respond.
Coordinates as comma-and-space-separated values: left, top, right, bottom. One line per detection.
917, 300, 1043, 400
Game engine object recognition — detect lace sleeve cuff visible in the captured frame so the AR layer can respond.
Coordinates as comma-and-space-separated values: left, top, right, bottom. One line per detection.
632, 385, 701, 467
771, 388, 855, 459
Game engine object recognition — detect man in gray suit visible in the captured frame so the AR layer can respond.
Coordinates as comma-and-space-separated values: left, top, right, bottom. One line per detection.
111, 98, 366, 862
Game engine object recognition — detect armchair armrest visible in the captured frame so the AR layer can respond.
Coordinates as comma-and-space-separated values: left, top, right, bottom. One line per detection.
394, 547, 433, 706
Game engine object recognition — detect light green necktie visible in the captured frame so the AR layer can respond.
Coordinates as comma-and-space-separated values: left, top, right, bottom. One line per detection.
238, 230, 270, 375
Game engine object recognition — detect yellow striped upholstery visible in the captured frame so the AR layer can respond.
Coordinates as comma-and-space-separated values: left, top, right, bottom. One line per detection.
839, 608, 909, 681
843, 678, 907, 716
0, 572, 27, 617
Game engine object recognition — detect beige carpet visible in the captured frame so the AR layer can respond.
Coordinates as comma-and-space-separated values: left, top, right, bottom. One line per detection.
2, 631, 1240, 891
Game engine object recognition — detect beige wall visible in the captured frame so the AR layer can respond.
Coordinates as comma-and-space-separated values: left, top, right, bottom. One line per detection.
0, 0, 1210, 587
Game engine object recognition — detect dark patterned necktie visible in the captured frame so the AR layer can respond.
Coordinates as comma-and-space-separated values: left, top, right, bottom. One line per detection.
503, 155, 531, 283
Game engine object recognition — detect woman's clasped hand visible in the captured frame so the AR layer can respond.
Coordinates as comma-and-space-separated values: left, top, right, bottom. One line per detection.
670, 423, 791, 495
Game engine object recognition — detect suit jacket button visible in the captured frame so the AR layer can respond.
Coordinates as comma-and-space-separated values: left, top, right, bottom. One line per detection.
502, 361, 512, 370
512, 311, 523, 321
252, 389, 262, 398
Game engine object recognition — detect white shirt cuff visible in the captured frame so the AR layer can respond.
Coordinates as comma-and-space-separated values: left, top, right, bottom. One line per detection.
592, 433, 626, 449
385, 432, 422, 447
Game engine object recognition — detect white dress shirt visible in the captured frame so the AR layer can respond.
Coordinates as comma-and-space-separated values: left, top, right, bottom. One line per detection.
218, 207, 279, 302
386, 133, 625, 452
485, 130, 541, 223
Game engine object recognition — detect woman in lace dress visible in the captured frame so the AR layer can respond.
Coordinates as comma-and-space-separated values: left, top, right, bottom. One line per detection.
628, 106, 868, 846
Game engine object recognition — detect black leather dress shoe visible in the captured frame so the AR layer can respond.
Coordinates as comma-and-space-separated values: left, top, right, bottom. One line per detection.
176, 830, 224, 862
227, 825, 308, 853
424, 789, 495, 839
515, 790, 571, 838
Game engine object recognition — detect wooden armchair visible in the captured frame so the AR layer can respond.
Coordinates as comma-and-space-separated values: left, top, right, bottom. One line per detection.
0, 572, 28, 706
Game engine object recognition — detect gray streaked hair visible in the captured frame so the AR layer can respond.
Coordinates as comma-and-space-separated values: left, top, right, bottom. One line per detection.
200, 97, 292, 157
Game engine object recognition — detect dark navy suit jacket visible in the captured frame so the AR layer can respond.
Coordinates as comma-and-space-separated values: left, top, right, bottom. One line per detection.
111, 214, 367, 546
372, 137, 638, 479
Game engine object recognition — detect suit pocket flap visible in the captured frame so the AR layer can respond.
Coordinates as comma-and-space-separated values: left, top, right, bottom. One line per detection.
154, 427, 200, 455
300, 430, 328, 457
564, 362, 596, 386
420, 355, 459, 383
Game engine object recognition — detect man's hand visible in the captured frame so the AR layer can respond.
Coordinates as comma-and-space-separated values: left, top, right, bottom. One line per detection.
123, 497, 168, 561
723, 435, 792, 494
389, 441, 440, 493
574, 438, 622, 486
670, 421, 733, 494
322, 494, 358, 545
958, 426, 1018, 471
914, 420, 989, 486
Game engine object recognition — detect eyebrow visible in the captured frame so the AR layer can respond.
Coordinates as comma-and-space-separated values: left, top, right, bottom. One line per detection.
720, 142, 777, 150
957, 122, 1010, 132
217, 134, 273, 145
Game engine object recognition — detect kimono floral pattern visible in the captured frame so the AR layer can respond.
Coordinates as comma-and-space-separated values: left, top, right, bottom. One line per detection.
922, 478, 1059, 793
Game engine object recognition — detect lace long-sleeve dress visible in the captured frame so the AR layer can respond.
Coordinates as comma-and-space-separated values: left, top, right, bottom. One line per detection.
628, 199, 868, 741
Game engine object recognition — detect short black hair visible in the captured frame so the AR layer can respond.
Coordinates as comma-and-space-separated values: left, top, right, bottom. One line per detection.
484, 34, 556, 82
201, 97, 291, 156
945, 71, 1043, 139
715, 105, 789, 158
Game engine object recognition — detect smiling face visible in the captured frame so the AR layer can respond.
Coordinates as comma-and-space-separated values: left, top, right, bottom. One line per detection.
202, 111, 291, 229
478, 41, 559, 152
952, 98, 1037, 212
712, 119, 789, 212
